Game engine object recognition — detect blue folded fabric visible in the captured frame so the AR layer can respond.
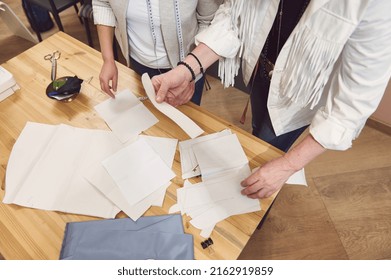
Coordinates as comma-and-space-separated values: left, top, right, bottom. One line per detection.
60, 214, 194, 260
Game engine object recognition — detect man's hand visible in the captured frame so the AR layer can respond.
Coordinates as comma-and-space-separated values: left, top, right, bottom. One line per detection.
241, 134, 327, 199
240, 156, 297, 199
152, 66, 195, 106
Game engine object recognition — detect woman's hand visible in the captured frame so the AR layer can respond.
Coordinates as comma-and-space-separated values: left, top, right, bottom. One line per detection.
99, 60, 118, 98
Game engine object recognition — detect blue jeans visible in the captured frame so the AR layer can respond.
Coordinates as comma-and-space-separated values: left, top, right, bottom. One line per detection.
249, 63, 308, 152
130, 56, 204, 105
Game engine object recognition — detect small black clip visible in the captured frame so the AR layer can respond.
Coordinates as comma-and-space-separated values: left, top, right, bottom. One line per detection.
201, 238, 214, 255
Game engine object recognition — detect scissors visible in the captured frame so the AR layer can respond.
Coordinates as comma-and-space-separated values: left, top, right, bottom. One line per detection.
44, 51, 61, 81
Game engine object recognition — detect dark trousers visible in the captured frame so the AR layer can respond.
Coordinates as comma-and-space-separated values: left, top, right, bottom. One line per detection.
249, 62, 308, 152
130, 56, 204, 105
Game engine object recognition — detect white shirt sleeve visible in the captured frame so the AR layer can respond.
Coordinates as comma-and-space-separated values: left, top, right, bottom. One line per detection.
194, 2, 241, 59
310, 0, 391, 150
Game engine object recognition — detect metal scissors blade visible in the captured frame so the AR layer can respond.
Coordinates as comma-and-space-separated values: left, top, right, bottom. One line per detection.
44, 51, 61, 81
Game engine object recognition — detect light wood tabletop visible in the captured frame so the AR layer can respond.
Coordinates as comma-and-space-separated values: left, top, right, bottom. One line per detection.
0, 32, 282, 260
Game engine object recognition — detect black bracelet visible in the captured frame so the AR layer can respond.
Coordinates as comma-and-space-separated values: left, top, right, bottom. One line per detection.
177, 61, 196, 82
188, 52, 211, 91
188, 52, 204, 75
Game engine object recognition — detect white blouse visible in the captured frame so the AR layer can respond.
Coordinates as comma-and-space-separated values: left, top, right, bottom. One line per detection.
126, 0, 171, 68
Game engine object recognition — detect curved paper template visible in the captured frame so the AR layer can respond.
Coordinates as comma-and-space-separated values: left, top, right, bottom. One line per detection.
141, 73, 204, 139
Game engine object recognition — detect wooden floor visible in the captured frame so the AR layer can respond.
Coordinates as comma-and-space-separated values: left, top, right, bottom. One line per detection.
1, 1, 390, 260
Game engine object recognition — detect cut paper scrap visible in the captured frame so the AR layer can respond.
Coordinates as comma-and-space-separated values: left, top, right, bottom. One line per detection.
94, 88, 158, 143
286, 168, 308, 186
102, 137, 176, 207
141, 73, 204, 139
3, 122, 121, 218
179, 129, 232, 179
192, 133, 248, 178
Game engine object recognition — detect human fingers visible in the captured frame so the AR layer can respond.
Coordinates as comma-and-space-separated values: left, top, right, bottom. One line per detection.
99, 79, 115, 98
176, 82, 195, 105
153, 76, 170, 103
247, 188, 273, 199
111, 69, 118, 92
99, 67, 116, 98
241, 179, 263, 196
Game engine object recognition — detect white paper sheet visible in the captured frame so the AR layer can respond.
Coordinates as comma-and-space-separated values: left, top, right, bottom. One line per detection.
141, 73, 204, 139
179, 129, 232, 179
171, 165, 261, 238
4, 122, 121, 218
286, 168, 308, 186
192, 134, 249, 178
85, 162, 171, 220
139, 135, 177, 206
140, 135, 178, 169
102, 137, 176, 207
94, 88, 158, 143
85, 135, 177, 220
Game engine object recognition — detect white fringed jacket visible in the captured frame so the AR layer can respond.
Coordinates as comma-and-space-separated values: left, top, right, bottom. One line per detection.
196, 0, 391, 150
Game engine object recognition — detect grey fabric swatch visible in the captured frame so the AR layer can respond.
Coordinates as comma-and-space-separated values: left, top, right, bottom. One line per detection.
60, 214, 193, 260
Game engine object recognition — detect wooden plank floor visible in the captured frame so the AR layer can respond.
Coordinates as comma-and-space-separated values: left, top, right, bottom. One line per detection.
1, 0, 390, 260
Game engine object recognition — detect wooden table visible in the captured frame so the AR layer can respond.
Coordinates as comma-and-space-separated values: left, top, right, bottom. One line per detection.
0, 32, 282, 260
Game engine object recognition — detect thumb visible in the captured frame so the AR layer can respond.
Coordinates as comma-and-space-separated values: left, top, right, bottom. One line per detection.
155, 81, 169, 103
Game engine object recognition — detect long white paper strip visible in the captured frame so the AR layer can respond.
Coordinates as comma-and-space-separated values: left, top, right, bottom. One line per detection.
94, 88, 158, 143
141, 73, 204, 139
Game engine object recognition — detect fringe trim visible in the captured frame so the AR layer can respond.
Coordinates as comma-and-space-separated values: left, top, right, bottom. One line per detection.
280, 27, 343, 109
218, 0, 262, 88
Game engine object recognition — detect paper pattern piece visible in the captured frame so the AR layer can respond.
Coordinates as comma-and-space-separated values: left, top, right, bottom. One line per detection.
94, 88, 158, 143
85, 135, 177, 220
102, 137, 176, 206
3, 122, 121, 218
192, 133, 249, 178
179, 129, 232, 179
141, 73, 204, 139
60, 214, 194, 260
176, 132, 261, 237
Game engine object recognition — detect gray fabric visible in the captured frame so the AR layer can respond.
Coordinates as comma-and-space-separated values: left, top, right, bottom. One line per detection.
60, 214, 194, 260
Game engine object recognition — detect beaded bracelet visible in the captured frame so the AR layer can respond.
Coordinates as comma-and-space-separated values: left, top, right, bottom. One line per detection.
177, 61, 196, 82
188, 52, 211, 90
188, 53, 204, 75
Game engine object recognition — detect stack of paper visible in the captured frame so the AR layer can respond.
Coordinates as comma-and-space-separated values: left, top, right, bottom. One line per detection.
60, 214, 194, 260
172, 132, 261, 237
0, 66, 19, 102
4, 122, 178, 220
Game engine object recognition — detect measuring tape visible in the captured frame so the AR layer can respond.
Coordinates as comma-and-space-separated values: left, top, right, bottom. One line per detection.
145, 0, 185, 66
